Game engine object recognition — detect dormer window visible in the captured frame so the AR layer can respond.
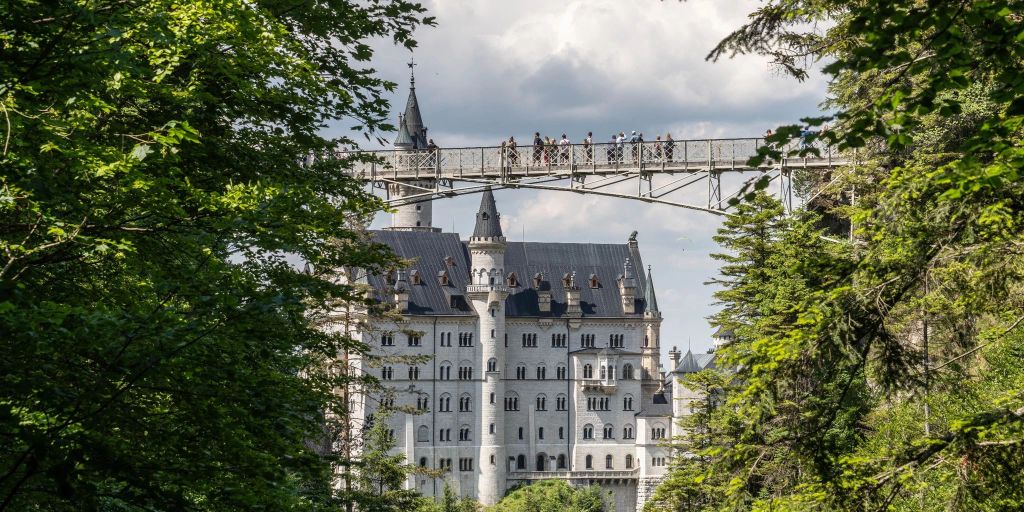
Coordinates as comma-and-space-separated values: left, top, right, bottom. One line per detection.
562, 273, 573, 288
533, 273, 543, 289
385, 270, 396, 285
437, 270, 450, 286
409, 270, 422, 285
588, 274, 600, 289
507, 272, 518, 287
481, 212, 489, 220
444, 256, 454, 267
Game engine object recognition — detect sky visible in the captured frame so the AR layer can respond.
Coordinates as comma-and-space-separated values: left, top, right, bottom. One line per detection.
327, 0, 830, 369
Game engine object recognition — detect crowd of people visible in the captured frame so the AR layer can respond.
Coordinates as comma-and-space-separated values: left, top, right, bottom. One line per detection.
499, 130, 679, 166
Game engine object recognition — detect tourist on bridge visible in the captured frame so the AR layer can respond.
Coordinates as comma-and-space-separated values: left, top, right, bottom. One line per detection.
533, 132, 543, 164
654, 135, 664, 161
629, 130, 640, 161
608, 134, 618, 163
543, 136, 554, 164
507, 136, 519, 166
664, 133, 675, 162
426, 138, 439, 166
583, 132, 593, 164
558, 134, 570, 164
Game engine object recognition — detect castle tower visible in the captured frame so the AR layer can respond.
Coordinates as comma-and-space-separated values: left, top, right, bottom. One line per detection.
641, 265, 662, 394
386, 63, 438, 232
465, 188, 508, 505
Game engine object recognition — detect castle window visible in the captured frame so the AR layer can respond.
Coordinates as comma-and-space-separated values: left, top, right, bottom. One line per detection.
626, 454, 633, 468
416, 204, 422, 211
623, 395, 634, 411
458, 332, 473, 347
381, 334, 394, 346
490, 455, 495, 465
490, 393, 495, 404
416, 221, 421, 226
381, 366, 393, 380
535, 394, 547, 411
521, 333, 537, 347
652, 426, 667, 440
559, 427, 564, 440
490, 423, 495, 434
515, 364, 526, 380
420, 457, 428, 467
459, 394, 472, 412
581, 334, 595, 348
550, 333, 566, 348
610, 334, 624, 348
439, 362, 452, 380
437, 270, 450, 286
409, 270, 421, 285
556, 365, 567, 380
623, 424, 634, 439
507, 272, 518, 287
438, 394, 451, 412
585, 455, 593, 469
516, 455, 526, 470
600, 365, 606, 380
459, 458, 473, 471
487, 358, 497, 372
538, 427, 544, 440
444, 256, 454, 267
518, 427, 523, 440
458, 364, 473, 380
588, 274, 600, 289
603, 424, 614, 439
583, 424, 594, 440
623, 364, 635, 380
582, 364, 593, 379
417, 426, 429, 443
533, 273, 543, 289
562, 273, 573, 287
407, 366, 420, 380
407, 334, 421, 347
556, 394, 567, 411
606, 454, 613, 469
459, 426, 471, 442
416, 395, 429, 411
536, 365, 546, 380
557, 454, 567, 469
504, 393, 519, 411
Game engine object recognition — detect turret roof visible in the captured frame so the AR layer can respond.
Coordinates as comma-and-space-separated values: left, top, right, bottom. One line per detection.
472, 188, 503, 238
644, 265, 659, 314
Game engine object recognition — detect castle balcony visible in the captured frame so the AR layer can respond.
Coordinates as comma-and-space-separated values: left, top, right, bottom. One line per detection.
465, 284, 510, 295
579, 378, 617, 394
508, 468, 638, 484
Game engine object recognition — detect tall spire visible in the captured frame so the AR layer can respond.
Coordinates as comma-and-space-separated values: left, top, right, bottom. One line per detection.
472, 188, 503, 239
401, 57, 427, 149
644, 265, 659, 314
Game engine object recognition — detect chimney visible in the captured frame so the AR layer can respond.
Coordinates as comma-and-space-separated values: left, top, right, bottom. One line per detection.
394, 270, 409, 312
564, 272, 581, 316
619, 258, 637, 314
669, 346, 681, 369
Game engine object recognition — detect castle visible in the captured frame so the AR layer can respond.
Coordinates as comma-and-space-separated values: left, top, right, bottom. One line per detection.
346, 74, 716, 511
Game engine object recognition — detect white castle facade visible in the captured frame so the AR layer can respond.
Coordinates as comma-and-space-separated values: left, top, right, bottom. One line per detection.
344, 77, 716, 511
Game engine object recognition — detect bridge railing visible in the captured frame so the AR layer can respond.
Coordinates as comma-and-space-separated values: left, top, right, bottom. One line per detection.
339, 137, 840, 179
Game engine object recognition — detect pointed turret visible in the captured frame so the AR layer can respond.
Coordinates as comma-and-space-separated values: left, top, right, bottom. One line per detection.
472, 188, 503, 240
644, 265, 660, 316
402, 63, 427, 149
393, 114, 414, 149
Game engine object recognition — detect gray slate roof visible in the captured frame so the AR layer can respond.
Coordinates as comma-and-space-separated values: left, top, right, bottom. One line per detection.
637, 391, 673, 417
367, 229, 654, 318
669, 350, 716, 375
644, 265, 659, 314
569, 347, 642, 356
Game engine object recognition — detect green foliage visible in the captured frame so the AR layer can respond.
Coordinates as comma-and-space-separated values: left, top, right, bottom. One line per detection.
655, 1, 1024, 510
0, 0, 432, 509
416, 484, 479, 512
488, 480, 609, 512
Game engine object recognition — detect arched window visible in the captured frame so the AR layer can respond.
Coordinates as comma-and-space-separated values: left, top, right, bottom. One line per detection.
588, 273, 600, 288
420, 457, 428, 467
504, 392, 520, 411
605, 454, 613, 469
557, 454, 567, 469
516, 455, 526, 470
459, 393, 472, 412
623, 424, 634, 439
439, 361, 453, 380
608, 366, 616, 380
623, 394, 634, 411
583, 424, 594, 440
536, 364, 546, 380
556, 394, 568, 411
556, 364, 567, 380
409, 269, 421, 285
583, 364, 593, 379
623, 364, 634, 380
516, 364, 527, 380
625, 454, 633, 469
603, 424, 614, 439
417, 425, 429, 443
438, 393, 451, 412
536, 394, 547, 411
507, 272, 518, 287
536, 453, 546, 471
585, 455, 593, 469
487, 358, 498, 372
600, 365, 607, 380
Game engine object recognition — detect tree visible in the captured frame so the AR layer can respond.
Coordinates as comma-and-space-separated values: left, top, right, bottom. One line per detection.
654, 1, 1024, 510
0, 0, 433, 509
488, 480, 608, 512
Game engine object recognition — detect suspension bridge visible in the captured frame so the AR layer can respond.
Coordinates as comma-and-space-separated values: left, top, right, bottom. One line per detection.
340, 137, 853, 215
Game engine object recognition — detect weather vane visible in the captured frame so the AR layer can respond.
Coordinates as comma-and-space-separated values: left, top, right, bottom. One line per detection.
408, 56, 417, 86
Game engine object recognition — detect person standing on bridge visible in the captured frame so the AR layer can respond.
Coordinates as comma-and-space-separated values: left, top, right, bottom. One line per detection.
559, 134, 570, 164
654, 135, 663, 161
583, 132, 593, 164
608, 134, 618, 163
629, 130, 640, 162
507, 136, 519, 166
533, 132, 543, 165
664, 133, 675, 162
